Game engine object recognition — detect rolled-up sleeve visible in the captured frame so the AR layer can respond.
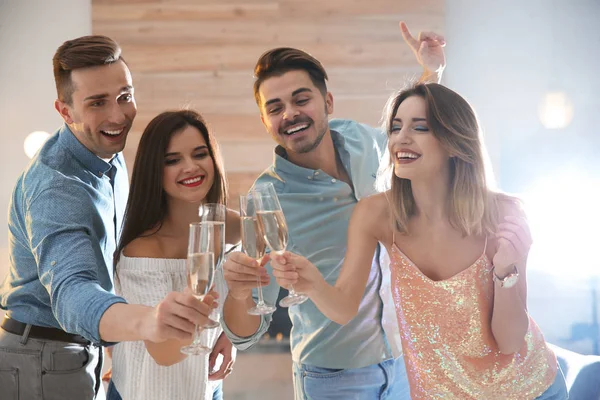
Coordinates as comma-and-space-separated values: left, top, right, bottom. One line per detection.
220, 253, 284, 350
26, 186, 126, 344
221, 308, 271, 351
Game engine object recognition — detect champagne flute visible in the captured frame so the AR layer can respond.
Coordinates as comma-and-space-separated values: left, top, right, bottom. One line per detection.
240, 194, 277, 315
199, 203, 226, 329
181, 222, 216, 355
253, 182, 308, 307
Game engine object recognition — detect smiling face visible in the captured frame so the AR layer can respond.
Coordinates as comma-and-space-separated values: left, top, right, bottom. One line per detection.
258, 69, 333, 155
54, 60, 136, 159
388, 95, 451, 181
162, 125, 215, 205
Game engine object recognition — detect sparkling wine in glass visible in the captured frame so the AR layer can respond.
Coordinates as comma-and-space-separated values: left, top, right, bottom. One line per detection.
253, 182, 308, 308
180, 223, 217, 356
240, 194, 276, 315
199, 203, 226, 329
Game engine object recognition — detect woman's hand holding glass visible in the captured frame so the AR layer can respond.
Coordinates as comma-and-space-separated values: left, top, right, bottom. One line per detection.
270, 251, 324, 297
252, 182, 307, 307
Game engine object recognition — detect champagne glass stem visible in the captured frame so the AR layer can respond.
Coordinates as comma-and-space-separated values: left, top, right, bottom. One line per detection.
275, 250, 298, 295
190, 324, 203, 346
288, 284, 299, 296
256, 275, 266, 306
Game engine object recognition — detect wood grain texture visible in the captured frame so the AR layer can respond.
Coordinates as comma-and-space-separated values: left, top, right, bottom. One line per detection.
93, 0, 444, 202
94, 0, 442, 21
119, 43, 426, 73
95, 17, 442, 47
226, 171, 265, 211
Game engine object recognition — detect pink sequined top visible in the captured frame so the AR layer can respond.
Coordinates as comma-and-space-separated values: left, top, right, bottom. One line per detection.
389, 241, 557, 400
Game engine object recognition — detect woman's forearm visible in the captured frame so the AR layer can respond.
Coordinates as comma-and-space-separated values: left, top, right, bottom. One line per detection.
309, 277, 362, 325
144, 338, 190, 366
490, 265, 529, 354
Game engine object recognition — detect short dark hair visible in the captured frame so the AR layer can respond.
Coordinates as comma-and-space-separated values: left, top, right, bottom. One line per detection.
52, 35, 125, 105
253, 47, 329, 105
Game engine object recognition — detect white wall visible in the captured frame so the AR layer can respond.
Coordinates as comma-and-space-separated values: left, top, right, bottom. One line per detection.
445, 0, 600, 354
0, 0, 91, 318
445, 0, 600, 180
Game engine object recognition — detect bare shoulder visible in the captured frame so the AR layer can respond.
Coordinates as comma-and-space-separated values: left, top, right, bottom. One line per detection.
355, 192, 390, 215
123, 235, 166, 258
354, 192, 392, 239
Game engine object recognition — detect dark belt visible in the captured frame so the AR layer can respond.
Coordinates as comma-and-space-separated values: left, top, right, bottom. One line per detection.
1, 317, 90, 345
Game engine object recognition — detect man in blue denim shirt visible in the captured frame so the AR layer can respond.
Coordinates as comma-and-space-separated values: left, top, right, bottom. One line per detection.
222, 23, 446, 399
0, 35, 214, 399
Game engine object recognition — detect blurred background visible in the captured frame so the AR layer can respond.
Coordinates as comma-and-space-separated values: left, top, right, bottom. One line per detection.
1, 0, 599, 398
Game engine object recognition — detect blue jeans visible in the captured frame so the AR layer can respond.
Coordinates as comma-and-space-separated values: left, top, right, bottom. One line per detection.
535, 364, 569, 400
212, 381, 223, 400
107, 379, 223, 400
106, 380, 122, 400
292, 357, 410, 400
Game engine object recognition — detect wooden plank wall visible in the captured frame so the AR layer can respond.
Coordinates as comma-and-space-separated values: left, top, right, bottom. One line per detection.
92, 0, 444, 209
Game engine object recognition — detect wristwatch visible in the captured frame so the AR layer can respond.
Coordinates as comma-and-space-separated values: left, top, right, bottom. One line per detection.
492, 265, 519, 288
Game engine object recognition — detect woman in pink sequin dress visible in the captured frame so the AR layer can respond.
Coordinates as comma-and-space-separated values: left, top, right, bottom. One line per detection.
270, 83, 568, 399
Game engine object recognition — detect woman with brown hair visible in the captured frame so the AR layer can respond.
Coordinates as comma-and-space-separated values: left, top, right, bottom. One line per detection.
107, 109, 240, 400
270, 83, 568, 399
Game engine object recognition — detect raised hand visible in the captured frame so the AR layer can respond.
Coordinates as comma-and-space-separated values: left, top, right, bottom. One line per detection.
400, 21, 446, 79
222, 251, 270, 300
493, 215, 533, 275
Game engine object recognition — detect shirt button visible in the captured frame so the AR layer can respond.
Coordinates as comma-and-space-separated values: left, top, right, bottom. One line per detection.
307, 176, 313, 180
314, 171, 320, 175
331, 179, 337, 183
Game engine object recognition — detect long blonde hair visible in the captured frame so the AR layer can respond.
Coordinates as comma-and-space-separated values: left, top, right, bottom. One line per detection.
379, 83, 509, 236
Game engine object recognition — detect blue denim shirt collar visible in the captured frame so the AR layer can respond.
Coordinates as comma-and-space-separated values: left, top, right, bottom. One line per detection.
273, 129, 346, 177
58, 124, 113, 177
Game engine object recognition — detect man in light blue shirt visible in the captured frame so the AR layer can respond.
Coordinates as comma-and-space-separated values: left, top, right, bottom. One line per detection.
0, 35, 214, 399
222, 24, 446, 399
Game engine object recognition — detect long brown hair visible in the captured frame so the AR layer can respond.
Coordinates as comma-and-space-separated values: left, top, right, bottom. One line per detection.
381, 83, 507, 236
115, 109, 227, 264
